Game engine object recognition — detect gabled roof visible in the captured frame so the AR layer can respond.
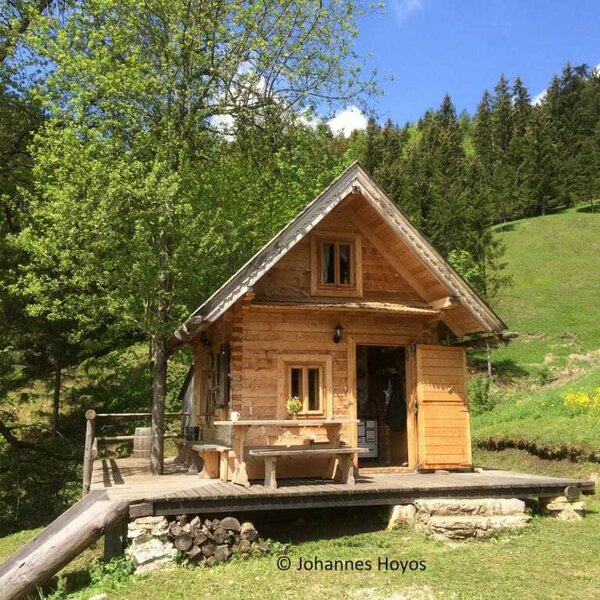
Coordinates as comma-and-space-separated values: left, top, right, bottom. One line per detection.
174, 162, 506, 343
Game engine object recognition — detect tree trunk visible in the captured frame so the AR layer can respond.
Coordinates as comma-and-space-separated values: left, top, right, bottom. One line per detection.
52, 359, 62, 434
150, 331, 168, 475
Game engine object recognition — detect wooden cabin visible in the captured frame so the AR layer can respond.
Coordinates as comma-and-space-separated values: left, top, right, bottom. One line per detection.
173, 163, 508, 488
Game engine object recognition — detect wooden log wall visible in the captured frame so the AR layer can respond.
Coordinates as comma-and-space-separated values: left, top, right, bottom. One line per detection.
254, 202, 424, 303
191, 194, 486, 479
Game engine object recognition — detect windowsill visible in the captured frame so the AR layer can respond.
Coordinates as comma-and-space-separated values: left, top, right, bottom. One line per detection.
312, 285, 362, 298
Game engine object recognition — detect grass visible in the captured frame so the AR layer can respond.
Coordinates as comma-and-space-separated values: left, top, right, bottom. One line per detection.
486, 206, 600, 380
469, 206, 600, 460
1, 449, 593, 600
472, 367, 600, 458
0, 530, 101, 598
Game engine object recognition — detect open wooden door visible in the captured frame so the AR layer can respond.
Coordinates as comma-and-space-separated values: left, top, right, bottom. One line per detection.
415, 345, 472, 470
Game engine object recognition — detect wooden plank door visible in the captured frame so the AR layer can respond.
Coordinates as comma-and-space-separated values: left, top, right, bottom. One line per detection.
416, 345, 472, 470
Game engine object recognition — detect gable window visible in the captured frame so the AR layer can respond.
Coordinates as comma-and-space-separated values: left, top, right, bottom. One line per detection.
311, 233, 362, 297
321, 241, 352, 286
289, 365, 322, 413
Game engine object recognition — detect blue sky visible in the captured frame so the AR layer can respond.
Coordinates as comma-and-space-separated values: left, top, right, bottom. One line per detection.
328, 0, 600, 134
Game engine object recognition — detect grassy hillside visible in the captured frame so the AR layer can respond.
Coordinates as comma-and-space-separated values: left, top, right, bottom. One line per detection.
473, 368, 600, 458
489, 206, 600, 379
472, 206, 600, 456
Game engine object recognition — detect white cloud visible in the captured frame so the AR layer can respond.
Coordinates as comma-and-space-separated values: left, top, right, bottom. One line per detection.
390, 0, 426, 26
531, 89, 547, 106
532, 63, 600, 106
327, 106, 368, 137
298, 110, 319, 129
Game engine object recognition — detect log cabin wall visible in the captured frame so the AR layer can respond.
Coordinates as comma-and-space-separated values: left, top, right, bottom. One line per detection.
181, 168, 502, 479
214, 202, 437, 478
254, 200, 425, 303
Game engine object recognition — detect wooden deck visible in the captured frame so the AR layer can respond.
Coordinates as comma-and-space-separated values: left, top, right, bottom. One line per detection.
91, 457, 596, 518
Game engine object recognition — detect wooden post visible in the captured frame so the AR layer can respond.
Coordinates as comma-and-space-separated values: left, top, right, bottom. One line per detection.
264, 457, 278, 489
82, 409, 96, 496
51, 359, 62, 434
104, 518, 127, 562
337, 453, 355, 485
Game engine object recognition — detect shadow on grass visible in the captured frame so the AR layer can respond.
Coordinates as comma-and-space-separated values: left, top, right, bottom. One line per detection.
493, 222, 519, 233
62, 568, 93, 595
469, 357, 529, 382
575, 204, 598, 214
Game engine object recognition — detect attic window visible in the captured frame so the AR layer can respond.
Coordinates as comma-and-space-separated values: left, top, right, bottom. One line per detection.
311, 233, 362, 297
321, 241, 352, 286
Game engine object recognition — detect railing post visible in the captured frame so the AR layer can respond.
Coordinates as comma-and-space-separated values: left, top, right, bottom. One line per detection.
82, 409, 97, 496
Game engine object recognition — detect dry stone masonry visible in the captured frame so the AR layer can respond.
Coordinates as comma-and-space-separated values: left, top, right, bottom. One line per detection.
388, 498, 531, 540
126, 516, 177, 573
540, 495, 586, 521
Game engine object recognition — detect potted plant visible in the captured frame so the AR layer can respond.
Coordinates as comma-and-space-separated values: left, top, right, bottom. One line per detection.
286, 396, 303, 419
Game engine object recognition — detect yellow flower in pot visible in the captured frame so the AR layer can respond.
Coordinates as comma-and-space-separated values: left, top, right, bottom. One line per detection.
286, 396, 303, 419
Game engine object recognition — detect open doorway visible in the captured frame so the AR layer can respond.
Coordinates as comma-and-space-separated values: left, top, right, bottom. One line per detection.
356, 345, 408, 467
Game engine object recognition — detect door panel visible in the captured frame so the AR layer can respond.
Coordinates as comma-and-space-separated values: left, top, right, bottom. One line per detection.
416, 345, 472, 470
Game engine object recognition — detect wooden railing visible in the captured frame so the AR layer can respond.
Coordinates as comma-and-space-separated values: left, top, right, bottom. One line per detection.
82, 409, 190, 495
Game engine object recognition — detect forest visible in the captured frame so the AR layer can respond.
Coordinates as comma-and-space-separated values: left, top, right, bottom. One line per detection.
1, 0, 600, 534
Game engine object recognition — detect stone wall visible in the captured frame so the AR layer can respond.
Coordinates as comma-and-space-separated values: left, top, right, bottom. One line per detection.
388, 498, 531, 541
126, 517, 177, 573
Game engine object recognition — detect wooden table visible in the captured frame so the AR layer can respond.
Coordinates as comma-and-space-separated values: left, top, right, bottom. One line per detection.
213, 419, 359, 487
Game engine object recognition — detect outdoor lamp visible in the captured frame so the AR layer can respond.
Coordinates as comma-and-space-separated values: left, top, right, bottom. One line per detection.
333, 323, 344, 343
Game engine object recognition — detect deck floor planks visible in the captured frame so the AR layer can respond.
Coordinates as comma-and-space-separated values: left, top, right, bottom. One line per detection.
90, 456, 595, 515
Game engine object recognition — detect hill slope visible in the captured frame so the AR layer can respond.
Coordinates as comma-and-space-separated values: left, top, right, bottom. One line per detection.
489, 206, 600, 376
472, 206, 600, 457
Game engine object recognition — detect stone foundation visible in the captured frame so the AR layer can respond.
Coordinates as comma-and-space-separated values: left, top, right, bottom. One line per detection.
388, 498, 531, 540
126, 517, 177, 573
540, 495, 586, 521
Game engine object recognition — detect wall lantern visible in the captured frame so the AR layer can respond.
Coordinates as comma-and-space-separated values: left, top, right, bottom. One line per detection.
333, 323, 344, 344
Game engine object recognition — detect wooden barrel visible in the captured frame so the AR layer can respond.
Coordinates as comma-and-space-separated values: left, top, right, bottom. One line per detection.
132, 426, 152, 458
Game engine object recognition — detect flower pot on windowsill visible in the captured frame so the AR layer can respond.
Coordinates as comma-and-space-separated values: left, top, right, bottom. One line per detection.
286, 397, 303, 420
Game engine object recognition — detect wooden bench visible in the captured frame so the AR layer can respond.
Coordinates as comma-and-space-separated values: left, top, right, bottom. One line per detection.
174, 439, 231, 480
248, 446, 368, 489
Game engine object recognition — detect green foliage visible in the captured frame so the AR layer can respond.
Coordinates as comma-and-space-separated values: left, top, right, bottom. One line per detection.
467, 374, 498, 415
88, 556, 135, 589
285, 397, 303, 418
354, 95, 508, 298
447, 249, 483, 288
